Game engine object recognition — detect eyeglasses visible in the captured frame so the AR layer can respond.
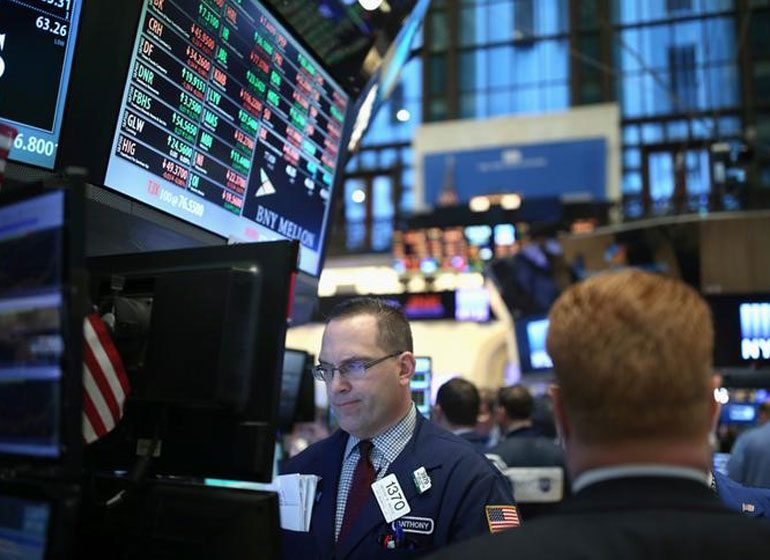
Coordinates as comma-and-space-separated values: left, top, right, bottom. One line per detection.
312, 351, 404, 383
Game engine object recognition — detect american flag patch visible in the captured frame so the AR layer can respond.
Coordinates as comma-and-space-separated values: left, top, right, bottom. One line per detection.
485, 504, 520, 533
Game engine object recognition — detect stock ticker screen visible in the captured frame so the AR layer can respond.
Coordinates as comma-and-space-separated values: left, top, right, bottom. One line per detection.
104, 0, 349, 276
0, 0, 82, 169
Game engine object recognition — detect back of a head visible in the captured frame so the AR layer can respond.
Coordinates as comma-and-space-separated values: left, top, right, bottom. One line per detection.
498, 384, 534, 421
759, 401, 770, 423
436, 378, 480, 427
546, 269, 714, 444
325, 297, 413, 354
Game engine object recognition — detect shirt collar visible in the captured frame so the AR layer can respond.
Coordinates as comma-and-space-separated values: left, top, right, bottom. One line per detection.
572, 464, 711, 493
344, 403, 417, 464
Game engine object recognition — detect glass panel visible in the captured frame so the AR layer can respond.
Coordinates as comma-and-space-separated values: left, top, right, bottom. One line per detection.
488, 46, 515, 88
624, 148, 641, 168
372, 176, 395, 219
648, 152, 675, 201
429, 10, 449, 52
642, 123, 664, 143
345, 223, 366, 251
459, 51, 478, 92
488, 1, 514, 42
685, 149, 710, 196
460, 5, 477, 47
622, 171, 643, 194
345, 179, 367, 221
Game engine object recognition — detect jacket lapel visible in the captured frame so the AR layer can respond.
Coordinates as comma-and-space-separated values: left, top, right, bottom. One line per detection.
335, 415, 443, 558
312, 430, 349, 559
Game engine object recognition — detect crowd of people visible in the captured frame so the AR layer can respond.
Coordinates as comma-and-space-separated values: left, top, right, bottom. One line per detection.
281, 270, 770, 559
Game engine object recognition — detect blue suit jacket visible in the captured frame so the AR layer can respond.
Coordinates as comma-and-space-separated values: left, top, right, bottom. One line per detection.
281, 413, 516, 559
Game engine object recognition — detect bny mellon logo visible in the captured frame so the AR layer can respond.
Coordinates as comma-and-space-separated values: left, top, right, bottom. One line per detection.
255, 167, 276, 197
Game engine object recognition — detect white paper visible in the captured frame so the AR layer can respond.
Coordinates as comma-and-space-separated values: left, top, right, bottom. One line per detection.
277, 473, 320, 531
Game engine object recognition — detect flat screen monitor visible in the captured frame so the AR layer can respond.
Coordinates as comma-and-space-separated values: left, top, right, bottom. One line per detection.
78, 479, 279, 560
0, 479, 79, 560
278, 348, 314, 431
0, 0, 82, 169
86, 240, 297, 482
708, 295, 770, 367
59, 0, 351, 276
0, 181, 84, 472
516, 316, 553, 373
411, 356, 431, 416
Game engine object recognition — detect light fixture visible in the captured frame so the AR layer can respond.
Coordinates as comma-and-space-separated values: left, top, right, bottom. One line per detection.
469, 196, 490, 212
351, 189, 366, 203
714, 387, 729, 405
358, 0, 384, 10
395, 108, 411, 122
500, 193, 522, 210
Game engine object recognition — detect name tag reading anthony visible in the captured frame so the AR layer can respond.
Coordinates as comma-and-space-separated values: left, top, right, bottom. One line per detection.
372, 474, 411, 523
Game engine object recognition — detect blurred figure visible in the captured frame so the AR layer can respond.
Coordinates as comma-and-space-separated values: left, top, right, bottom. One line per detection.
428, 270, 770, 560
488, 384, 567, 520
489, 384, 565, 469
475, 387, 500, 448
728, 401, 770, 488
433, 378, 489, 452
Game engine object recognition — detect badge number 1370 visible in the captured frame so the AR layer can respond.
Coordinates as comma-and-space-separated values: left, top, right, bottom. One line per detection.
372, 474, 411, 523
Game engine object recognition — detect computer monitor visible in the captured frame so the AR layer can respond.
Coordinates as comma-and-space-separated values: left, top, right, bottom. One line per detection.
411, 356, 432, 417
0, 478, 80, 560
278, 348, 314, 431
86, 240, 297, 482
708, 295, 770, 367
59, 0, 352, 276
0, 180, 85, 473
0, 0, 82, 169
78, 478, 279, 560
515, 316, 553, 374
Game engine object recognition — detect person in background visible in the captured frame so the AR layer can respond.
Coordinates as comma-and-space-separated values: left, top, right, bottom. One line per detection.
488, 384, 566, 469
281, 297, 517, 559
427, 270, 770, 560
728, 400, 770, 489
475, 388, 500, 448
433, 378, 489, 453
487, 384, 567, 519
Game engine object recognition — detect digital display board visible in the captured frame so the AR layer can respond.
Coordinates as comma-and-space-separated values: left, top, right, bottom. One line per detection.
708, 295, 770, 367
0, 0, 82, 169
103, 0, 349, 276
393, 224, 518, 275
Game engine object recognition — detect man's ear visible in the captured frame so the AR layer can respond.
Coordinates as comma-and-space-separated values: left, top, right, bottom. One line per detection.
398, 351, 416, 385
549, 384, 569, 445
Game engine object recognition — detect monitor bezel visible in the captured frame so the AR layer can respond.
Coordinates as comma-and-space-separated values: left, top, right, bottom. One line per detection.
0, 178, 86, 476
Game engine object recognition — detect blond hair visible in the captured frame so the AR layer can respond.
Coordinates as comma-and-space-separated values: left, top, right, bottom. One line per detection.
546, 269, 714, 444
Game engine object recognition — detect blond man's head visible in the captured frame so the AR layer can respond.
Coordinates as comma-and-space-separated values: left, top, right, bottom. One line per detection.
546, 269, 714, 445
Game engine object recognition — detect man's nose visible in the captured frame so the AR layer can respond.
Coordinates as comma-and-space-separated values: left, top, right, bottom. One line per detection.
329, 369, 350, 393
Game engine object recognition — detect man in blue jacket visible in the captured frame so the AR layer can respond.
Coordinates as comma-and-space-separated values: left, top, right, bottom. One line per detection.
281, 297, 517, 559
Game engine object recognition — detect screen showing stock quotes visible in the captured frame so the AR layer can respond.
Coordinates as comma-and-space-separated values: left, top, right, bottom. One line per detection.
0, 0, 82, 169
104, 0, 349, 276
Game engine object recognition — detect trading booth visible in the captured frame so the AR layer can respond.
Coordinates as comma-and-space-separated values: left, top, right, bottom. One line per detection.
0, 0, 429, 557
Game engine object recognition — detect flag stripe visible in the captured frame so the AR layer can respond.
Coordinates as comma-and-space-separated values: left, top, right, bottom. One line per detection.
85, 317, 129, 401
83, 363, 116, 432
83, 340, 121, 422
82, 314, 130, 444
82, 412, 98, 444
82, 387, 108, 440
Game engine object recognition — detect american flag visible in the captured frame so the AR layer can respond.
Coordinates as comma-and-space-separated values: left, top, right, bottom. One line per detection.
0, 124, 17, 190
82, 313, 130, 444
485, 504, 521, 533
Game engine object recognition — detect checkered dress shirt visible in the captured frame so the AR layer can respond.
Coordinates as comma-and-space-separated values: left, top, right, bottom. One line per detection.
334, 404, 417, 540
